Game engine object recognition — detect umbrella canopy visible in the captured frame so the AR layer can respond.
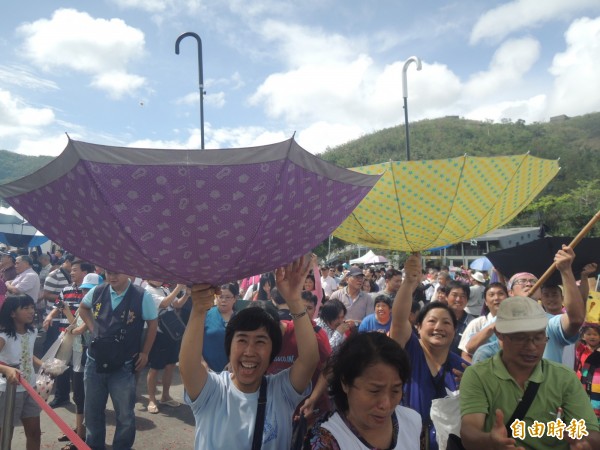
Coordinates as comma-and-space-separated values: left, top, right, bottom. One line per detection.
333, 155, 560, 251
349, 250, 388, 265
0, 206, 49, 247
0, 138, 379, 285
469, 256, 493, 271
486, 237, 600, 285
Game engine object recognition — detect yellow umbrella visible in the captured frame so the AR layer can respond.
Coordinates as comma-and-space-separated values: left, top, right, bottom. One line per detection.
333, 154, 560, 251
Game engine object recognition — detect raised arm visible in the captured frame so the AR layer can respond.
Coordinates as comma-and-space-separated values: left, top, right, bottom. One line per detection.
390, 253, 421, 348
556, 246, 585, 337
179, 284, 215, 401
276, 255, 319, 394
579, 263, 597, 306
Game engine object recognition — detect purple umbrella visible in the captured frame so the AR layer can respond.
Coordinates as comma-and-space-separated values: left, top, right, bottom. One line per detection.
0, 138, 379, 285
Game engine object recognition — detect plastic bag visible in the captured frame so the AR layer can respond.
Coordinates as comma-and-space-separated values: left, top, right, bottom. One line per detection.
430, 388, 461, 450
35, 371, 54, 402
41, 330, 73, 364
41, 358, 69, 377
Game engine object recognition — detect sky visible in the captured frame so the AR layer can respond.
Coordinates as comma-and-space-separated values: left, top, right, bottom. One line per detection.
1, 0, 600, 157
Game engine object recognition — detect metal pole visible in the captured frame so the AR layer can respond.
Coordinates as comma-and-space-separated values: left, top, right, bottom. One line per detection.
175, 32, 205, 149
402, 56, 422, 161
1, 379, 17, 450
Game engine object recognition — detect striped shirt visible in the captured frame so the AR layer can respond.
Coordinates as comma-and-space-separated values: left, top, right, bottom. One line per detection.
43, 268, 70, 317
54, 284, 84, 326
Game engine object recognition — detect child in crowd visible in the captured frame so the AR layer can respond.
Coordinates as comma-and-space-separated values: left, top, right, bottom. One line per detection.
577, 324, 600, 420
0, 294, 43, 450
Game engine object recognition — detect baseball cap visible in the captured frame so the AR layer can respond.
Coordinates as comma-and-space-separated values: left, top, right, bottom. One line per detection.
0, 250, 17, 262
348, 267, 365, 277
495, 296, 548, 334
80, 273, 101, 290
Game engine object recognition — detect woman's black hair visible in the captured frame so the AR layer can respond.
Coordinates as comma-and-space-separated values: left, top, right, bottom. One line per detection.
255, 272, 275, 301
319, 299, 346, 324
224, 303, 282, 363
303, 274, 315, 290
373, 295, 392, 308
0, 294, 36, 338
220, 282, 240, 298
301, 290, 318, 306
329, 332, 411, 412
416, 301, 458, 329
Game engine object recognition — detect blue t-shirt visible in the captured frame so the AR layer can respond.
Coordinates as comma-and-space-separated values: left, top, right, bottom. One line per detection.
185, 368, 310, 450
472, 313, 578, 364
402, 332, 468, 450
358, 313, 391, 333
202, 306, 229, 372
81, 282, 158, 321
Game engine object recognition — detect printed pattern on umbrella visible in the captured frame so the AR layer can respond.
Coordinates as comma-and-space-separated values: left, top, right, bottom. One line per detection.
333, 154, 560, 251
0, 138, 380, 285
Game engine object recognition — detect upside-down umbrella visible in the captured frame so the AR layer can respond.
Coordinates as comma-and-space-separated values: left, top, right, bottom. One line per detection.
333, 154, 560, 251
486, 236, 600, 286
0, 138, 380, 284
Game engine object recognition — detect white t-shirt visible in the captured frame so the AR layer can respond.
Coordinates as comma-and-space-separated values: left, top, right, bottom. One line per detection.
321, 406, 421, 450
185, 368, 310, 450
0, 330, 37, 392
458, 312, 495, 353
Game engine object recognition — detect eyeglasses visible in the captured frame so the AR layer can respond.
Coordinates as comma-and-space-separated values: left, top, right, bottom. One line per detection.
512, 278, 538, 286
219, 295, 235, 301
503, 334, 548, 346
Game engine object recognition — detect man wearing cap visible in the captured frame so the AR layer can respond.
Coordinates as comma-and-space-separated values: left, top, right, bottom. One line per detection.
466, 271, 486, 316
0, 250, 17, 277
460, 296, 600, 449
329, 267, 374, 323
471, 246, 585, 364
5, 254, 41, 301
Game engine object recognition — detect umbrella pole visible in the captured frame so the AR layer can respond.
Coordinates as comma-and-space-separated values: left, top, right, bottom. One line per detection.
401, 56, 422, 161
529, 209, 600, 296
175, 32, 205, 149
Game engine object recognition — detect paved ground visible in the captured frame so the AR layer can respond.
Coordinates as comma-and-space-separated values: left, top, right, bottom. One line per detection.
11, 331, 197, 450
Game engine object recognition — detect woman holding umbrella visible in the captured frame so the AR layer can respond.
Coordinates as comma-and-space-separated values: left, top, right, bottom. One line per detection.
390, 254, 468, 450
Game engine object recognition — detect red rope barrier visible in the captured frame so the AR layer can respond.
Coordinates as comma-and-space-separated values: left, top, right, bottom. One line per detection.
1, 363, 89, 450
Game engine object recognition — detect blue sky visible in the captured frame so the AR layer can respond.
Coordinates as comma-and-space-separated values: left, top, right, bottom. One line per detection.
1, 0, 599, 156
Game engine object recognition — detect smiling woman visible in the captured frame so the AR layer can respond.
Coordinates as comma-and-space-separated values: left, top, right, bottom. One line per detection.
304, 332, 421, 449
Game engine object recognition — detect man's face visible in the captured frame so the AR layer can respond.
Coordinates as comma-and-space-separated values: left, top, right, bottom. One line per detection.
437, 274, 448, 286
540, 287, 563, 315
509, 276, 538, 297
363, 269, 372, 281
229, 327, 272, 393
105, 271, 130, 292
485, 287, 508, 316
347, 274, 364, 291
14, 257, 28, 274
1, 255, 13, 267
329, 268, 336, 277
447, 288, 467, 314
386, 275, 402, 293
70, 264, 88, 286
497, 330, 547, 371
302, 299, 316, 319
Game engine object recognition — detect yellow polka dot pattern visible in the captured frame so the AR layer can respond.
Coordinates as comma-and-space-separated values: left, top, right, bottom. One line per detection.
332, 154, 560, 251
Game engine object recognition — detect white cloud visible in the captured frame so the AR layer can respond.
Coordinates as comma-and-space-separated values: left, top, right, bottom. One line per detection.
17, 8, 147, 98
471, 0, 600, 43
0, 65, 58, 91
547, 16, 600, 117
296, 121, 364, 154
0, 89, 55, 138
465, 37, 540, 98
13, 134, 69, 157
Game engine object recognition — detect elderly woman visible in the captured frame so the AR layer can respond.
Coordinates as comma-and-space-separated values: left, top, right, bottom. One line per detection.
304, 332, 421, 449
315, 299, 354, 351
202, 282, 238, 372
390, 254, 468, 450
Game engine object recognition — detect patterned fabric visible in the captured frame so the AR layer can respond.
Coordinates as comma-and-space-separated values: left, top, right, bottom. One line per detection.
580, 350, 600, 421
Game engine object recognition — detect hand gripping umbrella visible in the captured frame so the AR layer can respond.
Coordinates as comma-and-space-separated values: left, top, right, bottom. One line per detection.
0, 138, 380, 285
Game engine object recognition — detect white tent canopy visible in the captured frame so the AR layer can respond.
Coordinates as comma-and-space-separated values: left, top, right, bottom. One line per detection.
350, 250, 388, 265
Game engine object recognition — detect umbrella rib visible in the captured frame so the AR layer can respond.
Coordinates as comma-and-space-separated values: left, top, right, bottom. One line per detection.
429, 155, 468, 250
389, 162, 413, 251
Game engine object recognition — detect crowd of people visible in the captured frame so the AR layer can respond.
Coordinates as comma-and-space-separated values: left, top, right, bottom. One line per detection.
0, 243, 599, 449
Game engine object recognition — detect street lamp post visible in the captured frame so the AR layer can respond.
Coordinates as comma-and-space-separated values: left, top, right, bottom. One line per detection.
175, 32, 205, 149
402, 56, 422, 161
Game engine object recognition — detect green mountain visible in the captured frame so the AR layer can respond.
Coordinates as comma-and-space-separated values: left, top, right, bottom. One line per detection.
0, 150, 53, 185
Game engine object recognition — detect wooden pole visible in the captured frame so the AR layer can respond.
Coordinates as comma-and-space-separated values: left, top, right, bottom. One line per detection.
529, 209, 600, 297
